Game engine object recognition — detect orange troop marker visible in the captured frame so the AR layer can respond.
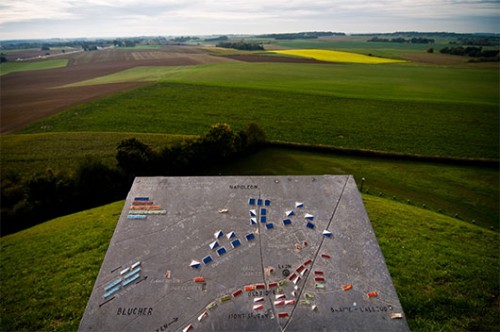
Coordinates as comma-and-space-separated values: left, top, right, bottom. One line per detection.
244, 284, 256, 291
194, 277, 205, 283
342, 284, 353, 291
367, 291, 378, 298
131, 201, 154, 206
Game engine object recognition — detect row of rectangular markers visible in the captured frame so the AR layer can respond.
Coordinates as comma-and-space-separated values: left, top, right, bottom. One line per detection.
103, 261, 141, 299
127, 197, 166, 219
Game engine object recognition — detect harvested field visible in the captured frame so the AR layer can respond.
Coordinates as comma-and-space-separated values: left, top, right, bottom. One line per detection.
399, 53, 473, 65
0, 47, 237, 133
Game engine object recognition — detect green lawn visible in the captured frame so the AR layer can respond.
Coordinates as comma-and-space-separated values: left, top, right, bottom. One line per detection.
0, 59, 68, 76
1, 196, 497, 331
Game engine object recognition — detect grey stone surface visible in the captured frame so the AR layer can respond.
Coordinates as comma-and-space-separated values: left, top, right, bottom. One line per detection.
79, 176, 409, 332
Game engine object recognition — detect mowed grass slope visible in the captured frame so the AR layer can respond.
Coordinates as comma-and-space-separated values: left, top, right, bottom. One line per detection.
1, 197, 498, 332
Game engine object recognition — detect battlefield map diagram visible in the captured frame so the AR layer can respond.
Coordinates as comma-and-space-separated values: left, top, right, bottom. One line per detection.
79, 175, 409, 332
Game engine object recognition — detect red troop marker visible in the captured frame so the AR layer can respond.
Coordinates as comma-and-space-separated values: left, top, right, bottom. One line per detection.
256, 283, 266, 290
232, 289, 243, 298
314, 271, 324, 275
268, 282, 278, 289
315, 277, 325, 282
278, 312, 289, 318
321, 253, 331, 259
342, 284, 353, 291
304, 259, 313, 265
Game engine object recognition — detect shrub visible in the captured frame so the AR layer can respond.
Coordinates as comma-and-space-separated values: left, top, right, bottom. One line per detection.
116, 138, 157, 177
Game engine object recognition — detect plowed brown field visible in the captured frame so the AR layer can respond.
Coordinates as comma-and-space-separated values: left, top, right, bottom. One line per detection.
1, 46, 237, 133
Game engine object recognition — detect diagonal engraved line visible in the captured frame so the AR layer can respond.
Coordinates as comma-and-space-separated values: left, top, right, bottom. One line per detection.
283, 175, 350, 331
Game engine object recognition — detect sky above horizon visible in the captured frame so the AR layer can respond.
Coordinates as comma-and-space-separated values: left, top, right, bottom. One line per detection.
0, 0, 498, 40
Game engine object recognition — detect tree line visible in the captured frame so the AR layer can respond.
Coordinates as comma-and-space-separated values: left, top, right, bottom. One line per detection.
216, 41, 264, 51
440, 46, 499, 58
0, 123, 266, 236
256, 32, 345, 40
368, 37, 434, 44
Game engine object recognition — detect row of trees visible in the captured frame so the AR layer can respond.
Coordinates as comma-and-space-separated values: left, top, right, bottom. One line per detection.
368, 37, 434, 44
1, 124, 266, 236
216, 41, 264, 51
451, 37, 499, 46
256, 32, 345, 40
440, 46, 499, 58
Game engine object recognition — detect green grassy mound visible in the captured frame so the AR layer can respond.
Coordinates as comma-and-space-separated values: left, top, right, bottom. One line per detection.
0, 197, 498, 331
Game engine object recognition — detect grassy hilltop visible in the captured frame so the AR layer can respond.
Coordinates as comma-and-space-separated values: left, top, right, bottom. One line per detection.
0, 196, 498, 331
1, 35, 498, 331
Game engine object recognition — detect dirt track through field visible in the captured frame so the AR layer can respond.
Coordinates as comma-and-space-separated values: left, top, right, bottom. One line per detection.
1, 48, 238, 134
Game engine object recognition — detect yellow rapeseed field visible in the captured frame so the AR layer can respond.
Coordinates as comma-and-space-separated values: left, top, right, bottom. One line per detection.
272, 49, 407, 64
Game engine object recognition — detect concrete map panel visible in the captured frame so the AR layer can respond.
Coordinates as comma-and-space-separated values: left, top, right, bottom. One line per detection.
79, 176, 409, 331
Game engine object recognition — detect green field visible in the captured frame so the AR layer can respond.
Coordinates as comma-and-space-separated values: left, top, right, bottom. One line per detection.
1, 39, 498, 332
63, 62, 498, 105
24, 81, 499, 159
0, 59, 68, 76
1, 195, 497, 332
